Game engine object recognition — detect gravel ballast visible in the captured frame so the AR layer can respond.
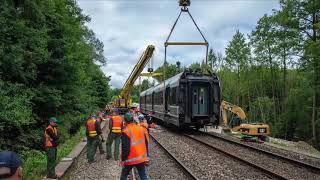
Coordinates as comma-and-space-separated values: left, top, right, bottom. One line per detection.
209, 131, 320, 167
66, 122, 191, 180
66, 125, 122, 180
195, 133, 320, 179
150, 128, 272, 180
144, 138, 192, 180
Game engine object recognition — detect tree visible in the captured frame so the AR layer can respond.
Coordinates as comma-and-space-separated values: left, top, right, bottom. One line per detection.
0, 0, 111, 153
225, 30, 251, 105
154, 62, 180, 82
275, 0, 320, 142
189, 62, 201, 71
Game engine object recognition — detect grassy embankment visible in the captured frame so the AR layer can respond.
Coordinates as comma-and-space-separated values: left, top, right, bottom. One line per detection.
22, 126, 86, 180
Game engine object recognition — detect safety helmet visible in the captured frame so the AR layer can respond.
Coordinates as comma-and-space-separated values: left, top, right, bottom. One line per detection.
124, 113, 133, 123
138, 114, 145, 121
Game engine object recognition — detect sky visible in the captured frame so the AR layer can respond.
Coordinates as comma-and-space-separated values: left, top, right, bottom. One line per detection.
77, 0, 279, 88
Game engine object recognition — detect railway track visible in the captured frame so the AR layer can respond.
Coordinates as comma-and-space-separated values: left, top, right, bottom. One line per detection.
149, 133, 199, 180
185, 131, 320, 179
150, 127, 283, 179
202, 131, 320, 171
184, 134, 287, 179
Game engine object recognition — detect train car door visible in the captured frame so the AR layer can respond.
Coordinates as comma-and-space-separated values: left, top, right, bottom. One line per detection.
165, 87, 170, 113
192, 86, 208, 115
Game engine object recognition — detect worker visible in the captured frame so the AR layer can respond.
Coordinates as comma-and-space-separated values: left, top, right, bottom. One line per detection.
0, 151, 23, 180
146, 113, 152, 124
86, 116, 102, 163
120, 113, 149, 180
146, 113, 156, 129
106, 109, 123, 160
44, 117, 60, 178
133, 113, 140, 124
95, 112, 106, 154
138, 114, 149, 133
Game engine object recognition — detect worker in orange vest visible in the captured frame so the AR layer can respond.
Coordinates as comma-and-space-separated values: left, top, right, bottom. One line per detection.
106, 109, 123, 160
120, 113, 149, 180
44, 117, 60, 178
86, 116, 102, 163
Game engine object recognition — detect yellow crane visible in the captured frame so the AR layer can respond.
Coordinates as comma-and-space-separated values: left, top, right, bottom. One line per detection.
114, 45, 155, 114
220, 100, 271, 138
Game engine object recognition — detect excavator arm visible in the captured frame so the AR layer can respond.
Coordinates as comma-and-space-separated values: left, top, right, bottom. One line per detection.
220, 100, 246, 126
220, 100, 271, 137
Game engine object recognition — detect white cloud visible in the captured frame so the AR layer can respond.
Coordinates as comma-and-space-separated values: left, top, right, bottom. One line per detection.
77, 0, 279, 88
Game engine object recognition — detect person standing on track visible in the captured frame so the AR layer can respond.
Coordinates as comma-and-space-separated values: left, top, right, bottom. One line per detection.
106, 109, 123, 160
44, 117, 60, 178
86, 116, 102, 163
120, 113, 149, 180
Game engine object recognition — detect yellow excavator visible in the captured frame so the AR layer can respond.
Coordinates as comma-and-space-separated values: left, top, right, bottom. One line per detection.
114, 45, 155, 114
220, 100, 270, 138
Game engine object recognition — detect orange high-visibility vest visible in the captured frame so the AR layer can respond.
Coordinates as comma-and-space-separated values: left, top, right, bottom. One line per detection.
87, 118, 97, 137
45, 125, 58, 148
111, 115, 123, 134
122, 124, 148, 165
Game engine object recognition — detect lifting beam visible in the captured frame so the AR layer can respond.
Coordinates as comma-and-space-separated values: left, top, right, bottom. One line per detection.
162, 0, 209, 113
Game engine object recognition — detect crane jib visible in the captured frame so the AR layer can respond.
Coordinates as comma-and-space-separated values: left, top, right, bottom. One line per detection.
117, 45, 155, 108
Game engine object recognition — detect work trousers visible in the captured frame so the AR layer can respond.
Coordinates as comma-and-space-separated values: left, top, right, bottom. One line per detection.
46, 147, 57, 178
120, 162, 148, 180
106, 132, 120, 160
98, 135, 104, 154
87, 136, 98, 163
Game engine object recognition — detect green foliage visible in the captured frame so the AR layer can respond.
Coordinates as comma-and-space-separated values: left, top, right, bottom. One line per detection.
0, 0, 110, 157
225, 30, 251, 105
225, 30, 251, 72
154, 62, 180, 82
22, 126, 86, 180
189, 62, 201, 71
220, 0, 320, 147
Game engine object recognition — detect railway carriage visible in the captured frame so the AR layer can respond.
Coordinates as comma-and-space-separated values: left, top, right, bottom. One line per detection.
140, 69, 221, 129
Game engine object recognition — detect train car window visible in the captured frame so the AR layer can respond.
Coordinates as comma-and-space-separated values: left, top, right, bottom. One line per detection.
193, 90, 197, 104
170, 87, 176, 105
200, 88, 204, 104
155, 91, 161, 105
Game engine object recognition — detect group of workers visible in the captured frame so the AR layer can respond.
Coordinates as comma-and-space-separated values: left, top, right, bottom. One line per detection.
0, 107, 153, 180
87, 108, 152, 180
42, 107, 153, 180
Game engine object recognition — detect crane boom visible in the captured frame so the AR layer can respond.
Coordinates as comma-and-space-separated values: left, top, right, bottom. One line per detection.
114, 45, 155, 113
119, 45, 155, 99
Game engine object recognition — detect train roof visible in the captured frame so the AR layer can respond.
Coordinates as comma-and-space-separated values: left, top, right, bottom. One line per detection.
140, 72, 184, 96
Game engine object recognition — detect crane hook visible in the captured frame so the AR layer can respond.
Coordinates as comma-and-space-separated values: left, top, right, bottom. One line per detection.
179, 0, 190, 11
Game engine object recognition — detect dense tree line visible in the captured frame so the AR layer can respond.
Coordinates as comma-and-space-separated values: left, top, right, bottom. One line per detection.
220, 0, 319, 146
0, 0, 111, 153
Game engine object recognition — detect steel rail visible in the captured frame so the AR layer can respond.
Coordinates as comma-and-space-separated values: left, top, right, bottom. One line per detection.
202, 131, 320, 172
184, 134, 288, 180
149, 133, 199, 180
